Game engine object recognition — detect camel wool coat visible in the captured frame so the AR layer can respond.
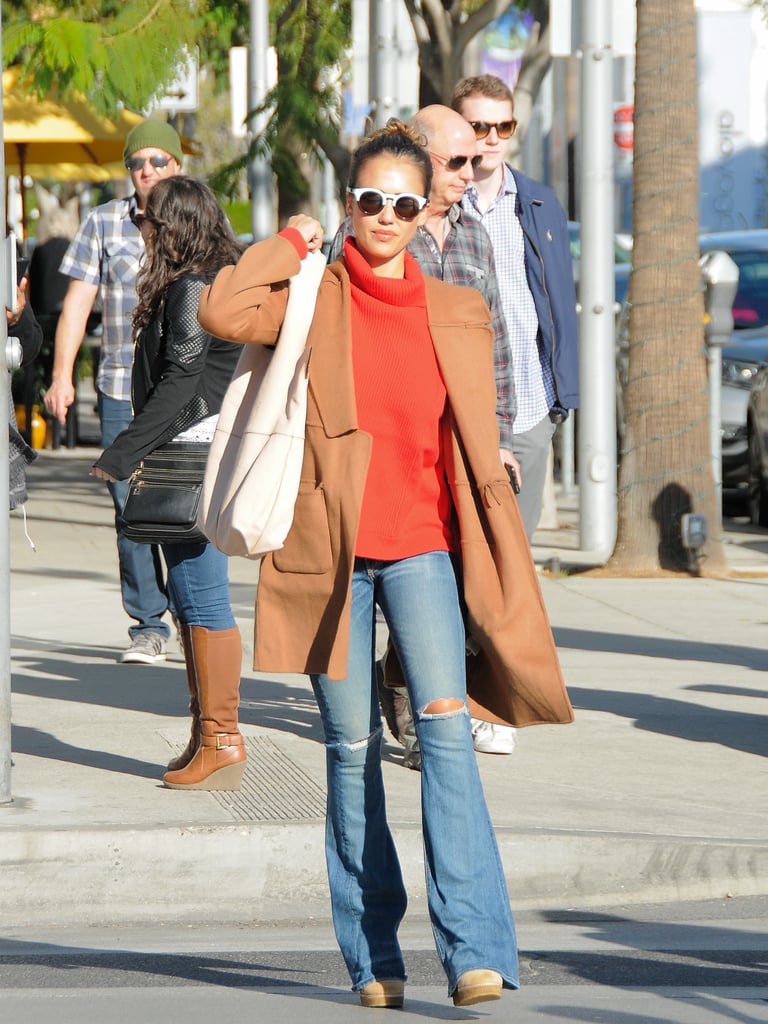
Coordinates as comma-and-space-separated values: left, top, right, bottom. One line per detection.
199, 235, 573, 728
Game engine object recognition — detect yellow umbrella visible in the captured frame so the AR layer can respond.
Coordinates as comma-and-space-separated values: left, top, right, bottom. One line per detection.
3, 67, 200, 236
3, 67, 146, 182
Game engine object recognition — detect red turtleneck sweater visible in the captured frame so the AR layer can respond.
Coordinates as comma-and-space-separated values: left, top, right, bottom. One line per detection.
343, 238, 453, 560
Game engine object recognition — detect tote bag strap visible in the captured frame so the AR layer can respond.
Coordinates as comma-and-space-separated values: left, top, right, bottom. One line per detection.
214, 249, 326, 437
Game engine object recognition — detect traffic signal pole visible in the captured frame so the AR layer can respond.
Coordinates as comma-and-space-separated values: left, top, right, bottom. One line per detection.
577, 0, 618, 560
1, 11, 13, 805
369, 0, 398, 128
248, 0, 273, 241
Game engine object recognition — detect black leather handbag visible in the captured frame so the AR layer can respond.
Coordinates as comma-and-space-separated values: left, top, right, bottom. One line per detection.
121, 441, 210, 545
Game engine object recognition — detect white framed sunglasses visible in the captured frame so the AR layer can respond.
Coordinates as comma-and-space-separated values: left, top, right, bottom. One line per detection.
347, 187, 427, 221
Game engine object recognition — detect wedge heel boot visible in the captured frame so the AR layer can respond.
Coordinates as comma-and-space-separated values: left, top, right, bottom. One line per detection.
163, 625, 246, 791
166, 623, 201, 773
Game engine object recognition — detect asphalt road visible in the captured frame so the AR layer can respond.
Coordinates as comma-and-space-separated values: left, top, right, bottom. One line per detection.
1, 897, 766, 1023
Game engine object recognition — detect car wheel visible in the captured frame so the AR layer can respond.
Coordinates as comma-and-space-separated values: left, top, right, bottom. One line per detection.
747, 428, 768, 527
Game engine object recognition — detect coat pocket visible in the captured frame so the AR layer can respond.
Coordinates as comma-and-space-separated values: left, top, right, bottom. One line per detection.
272, 483, 333, 574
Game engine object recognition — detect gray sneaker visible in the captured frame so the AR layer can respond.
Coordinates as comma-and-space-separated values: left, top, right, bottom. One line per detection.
121, 632, 168, 665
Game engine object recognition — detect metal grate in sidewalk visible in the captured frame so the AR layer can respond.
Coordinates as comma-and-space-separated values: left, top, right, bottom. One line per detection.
166, 734, 327, 822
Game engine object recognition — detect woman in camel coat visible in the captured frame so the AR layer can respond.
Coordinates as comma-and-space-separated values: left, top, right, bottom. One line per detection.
199, 238, 571, 732
199, 121, 572, 1011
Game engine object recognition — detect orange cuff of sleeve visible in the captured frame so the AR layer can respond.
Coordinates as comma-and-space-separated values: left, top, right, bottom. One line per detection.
279, 226, 308, 259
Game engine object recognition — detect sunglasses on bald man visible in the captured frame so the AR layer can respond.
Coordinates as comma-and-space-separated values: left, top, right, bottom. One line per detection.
430, 152, 483, 172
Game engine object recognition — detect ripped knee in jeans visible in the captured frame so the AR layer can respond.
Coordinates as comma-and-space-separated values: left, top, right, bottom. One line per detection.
333, 723, 383, 752
419, 698, 465, 717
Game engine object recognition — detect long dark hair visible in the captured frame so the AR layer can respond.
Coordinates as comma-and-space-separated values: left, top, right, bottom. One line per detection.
348, 118, 432, 198
133, 176, 244, 334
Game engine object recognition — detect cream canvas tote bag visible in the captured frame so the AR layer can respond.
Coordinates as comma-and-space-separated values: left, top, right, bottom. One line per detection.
197, 250, 326, 558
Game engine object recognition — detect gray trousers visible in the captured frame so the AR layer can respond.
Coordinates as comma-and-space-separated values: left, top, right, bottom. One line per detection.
512, 413, 558, 541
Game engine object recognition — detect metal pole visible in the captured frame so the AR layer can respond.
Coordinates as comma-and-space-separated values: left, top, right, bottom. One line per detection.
577, 0, 617, 560
1, 11, 13, 805
369, 0, 398, 127
708, 347, 722, 506
249, 0, 274, 241
700, 250, 739, 533
560, 412, 576, 496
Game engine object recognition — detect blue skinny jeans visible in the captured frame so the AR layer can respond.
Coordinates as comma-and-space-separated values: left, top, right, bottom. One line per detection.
161, 540, 235, 631
98, 392, 169, 640
310, 551, 519, 996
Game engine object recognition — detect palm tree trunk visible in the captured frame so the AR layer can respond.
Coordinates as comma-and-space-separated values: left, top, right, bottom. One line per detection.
611, 0, 726, 574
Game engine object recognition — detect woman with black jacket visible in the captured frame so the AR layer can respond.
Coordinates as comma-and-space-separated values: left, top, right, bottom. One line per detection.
91, 177, 246, 791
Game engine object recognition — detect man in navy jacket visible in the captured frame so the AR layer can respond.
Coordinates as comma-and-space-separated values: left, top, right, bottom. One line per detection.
453, 73, 579, 756
453, 73, 579, 540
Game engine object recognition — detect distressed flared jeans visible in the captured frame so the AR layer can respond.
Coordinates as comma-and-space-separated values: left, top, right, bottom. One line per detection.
310, 552, 519, 996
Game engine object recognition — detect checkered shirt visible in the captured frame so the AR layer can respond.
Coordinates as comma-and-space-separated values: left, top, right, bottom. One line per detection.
59, 195, 143, 403
462, 164, 555, 434
328, 209, 516, 448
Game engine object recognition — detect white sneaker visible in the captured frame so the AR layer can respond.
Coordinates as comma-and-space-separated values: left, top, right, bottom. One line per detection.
120, 632, 167, 665
471, 719, 517, 755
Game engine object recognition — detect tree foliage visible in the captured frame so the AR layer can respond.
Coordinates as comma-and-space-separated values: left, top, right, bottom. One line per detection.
404, 1, 550, 107
267, 0, 351, 213
1, 1, 553, 218
207, 0, 353, 214
2, 1, 205, 116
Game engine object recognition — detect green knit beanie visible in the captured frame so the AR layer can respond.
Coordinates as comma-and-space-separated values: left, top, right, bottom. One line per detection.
123, 120, 183, 166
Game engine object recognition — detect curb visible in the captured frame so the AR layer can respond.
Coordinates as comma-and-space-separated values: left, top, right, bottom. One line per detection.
3, 824, 766, 927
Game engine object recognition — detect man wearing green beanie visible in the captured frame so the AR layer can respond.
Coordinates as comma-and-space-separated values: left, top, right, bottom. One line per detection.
123, 119, 184, 168
45, 119, 182, 664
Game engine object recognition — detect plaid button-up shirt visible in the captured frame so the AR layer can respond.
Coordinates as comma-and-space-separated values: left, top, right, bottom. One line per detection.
59, 195, 143, 403
329, 208, 516, 448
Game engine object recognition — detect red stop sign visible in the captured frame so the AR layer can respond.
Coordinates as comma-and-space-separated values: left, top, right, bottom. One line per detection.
614, 105, 634, 151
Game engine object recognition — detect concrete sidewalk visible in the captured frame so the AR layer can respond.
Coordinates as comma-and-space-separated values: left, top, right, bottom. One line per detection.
2, 448, 767, 927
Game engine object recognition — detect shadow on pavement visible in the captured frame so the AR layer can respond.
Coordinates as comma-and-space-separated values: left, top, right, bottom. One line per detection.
569, 686, 767, 758
11, 724, 162, 779
9, 649, 325, 744
553, 626, 768, 671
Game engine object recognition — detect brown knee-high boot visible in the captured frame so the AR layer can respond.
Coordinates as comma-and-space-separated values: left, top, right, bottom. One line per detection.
166, 623, 201, 772
163, 625, 246, 790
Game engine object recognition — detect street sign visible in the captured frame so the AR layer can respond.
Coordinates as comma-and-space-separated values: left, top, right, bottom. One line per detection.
154, 49, 199, 113
230, 47, 248, 138
613, 104, 634, 151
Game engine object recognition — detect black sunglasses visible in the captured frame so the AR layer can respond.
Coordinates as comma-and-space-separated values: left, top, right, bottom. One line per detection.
469, 120, 517, 140
125, 154, 173, 172
430, 152, 483, 172
347, 187, 427, 221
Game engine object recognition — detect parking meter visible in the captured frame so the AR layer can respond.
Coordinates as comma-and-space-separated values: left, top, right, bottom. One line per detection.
699, 249, 739, 513
700, 249, 738, 348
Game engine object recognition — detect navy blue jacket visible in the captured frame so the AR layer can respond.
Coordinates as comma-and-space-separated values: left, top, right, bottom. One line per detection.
512, 169, 579, 412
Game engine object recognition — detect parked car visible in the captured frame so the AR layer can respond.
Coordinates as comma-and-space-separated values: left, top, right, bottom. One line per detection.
746, 360, 768, 526
700, 229, 768, 331
721, 377, 750, 501
719, 325, 768, 509
617, 230, 768, 513
701, 231, 768, 512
